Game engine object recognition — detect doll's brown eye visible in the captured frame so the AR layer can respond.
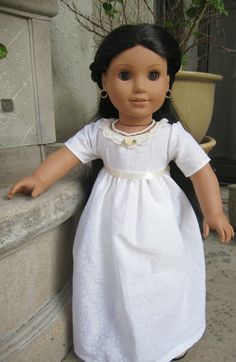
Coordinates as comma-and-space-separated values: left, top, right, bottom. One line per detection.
118, 71, 131, 81
148, 72, 159, 81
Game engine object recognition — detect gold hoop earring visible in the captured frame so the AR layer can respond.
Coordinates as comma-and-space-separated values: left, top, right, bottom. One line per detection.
165, 89, 172, 99
100, 89, 108, 99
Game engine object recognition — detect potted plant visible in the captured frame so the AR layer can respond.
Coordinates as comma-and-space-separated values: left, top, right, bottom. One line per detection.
61, 0, 233, 147
163, 0, 231, 146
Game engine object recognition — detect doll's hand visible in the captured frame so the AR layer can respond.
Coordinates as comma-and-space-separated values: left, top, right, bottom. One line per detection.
8, 176, 46, 199
203, 213, 234, 244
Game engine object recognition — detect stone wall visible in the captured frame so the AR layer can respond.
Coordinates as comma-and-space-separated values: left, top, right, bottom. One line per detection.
0, 0, 97, 187
50, 0, 98, 142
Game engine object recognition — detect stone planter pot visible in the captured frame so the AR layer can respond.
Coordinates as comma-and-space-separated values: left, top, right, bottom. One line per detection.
172, 71, 223, 144
200, 136, 216, 154
228, 184, 236, 230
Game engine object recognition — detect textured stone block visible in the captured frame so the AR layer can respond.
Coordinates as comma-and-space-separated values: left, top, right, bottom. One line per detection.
0, 176, 87, 361
0, 145, 42, 189
0, 6, 56, 149
1, 279, 73, 362
0, 218, 75, 337
0, 0, 58, 18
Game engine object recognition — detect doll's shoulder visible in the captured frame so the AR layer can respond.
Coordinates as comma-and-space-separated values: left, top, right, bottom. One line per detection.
160, 120, 198, 150
86, 118, 113, 131
165, 120, 184, 131
76, 118, 112, 135
156, 118, 182, 136
167, 120, 193, 140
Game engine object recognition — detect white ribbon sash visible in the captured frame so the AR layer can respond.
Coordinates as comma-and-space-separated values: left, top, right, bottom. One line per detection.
104, 165, 170, 180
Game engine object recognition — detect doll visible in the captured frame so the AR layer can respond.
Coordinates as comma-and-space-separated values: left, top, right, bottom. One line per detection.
8, 24, 234, 362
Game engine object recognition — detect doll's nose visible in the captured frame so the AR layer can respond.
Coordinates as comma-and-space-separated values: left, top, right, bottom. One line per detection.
133, 76, 145, 93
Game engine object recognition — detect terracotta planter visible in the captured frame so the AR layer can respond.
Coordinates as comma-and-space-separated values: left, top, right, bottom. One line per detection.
172, 71, 223, 143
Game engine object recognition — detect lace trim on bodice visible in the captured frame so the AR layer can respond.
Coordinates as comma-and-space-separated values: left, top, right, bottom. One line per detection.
101, 118, 169, 148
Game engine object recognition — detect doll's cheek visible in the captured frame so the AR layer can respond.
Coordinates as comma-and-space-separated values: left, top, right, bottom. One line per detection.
101, 73, 107, 89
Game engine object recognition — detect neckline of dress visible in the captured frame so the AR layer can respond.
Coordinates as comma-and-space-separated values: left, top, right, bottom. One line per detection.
111, 119, 156, 137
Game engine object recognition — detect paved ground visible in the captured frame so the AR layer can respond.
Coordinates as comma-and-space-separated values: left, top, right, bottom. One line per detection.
63, 188, 236, 362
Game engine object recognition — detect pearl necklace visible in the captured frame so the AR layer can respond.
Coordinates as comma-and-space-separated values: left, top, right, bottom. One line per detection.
111, 119, 156, 147
111, 119, 156, 136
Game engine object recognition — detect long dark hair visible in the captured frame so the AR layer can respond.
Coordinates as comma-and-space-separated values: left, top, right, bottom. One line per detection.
89, 23, 181, 123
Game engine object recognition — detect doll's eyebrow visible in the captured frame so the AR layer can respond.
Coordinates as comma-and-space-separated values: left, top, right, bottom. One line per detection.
113, 64, 133, 69
113, 63, 165, 70
147, 63, 165, 69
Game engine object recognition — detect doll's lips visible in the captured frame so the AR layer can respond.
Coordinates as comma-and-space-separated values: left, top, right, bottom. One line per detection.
130, 98, 149, 102
130, 99, 149, 107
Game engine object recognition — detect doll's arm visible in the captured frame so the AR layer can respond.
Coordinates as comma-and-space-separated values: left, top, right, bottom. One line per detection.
190, 163, 234, 244
8, 146, 80, 199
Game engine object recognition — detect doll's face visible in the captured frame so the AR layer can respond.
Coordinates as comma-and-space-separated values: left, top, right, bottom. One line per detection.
102, 45, 170, 125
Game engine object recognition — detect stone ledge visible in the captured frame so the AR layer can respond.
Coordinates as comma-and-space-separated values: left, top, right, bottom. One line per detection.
0, 0, 58, 18
0, 175, 87, 256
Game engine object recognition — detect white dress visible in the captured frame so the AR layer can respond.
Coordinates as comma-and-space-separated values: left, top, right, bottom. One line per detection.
65, 118, 210, 362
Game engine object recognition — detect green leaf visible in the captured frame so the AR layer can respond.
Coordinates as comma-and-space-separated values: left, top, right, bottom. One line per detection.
207, 0, 228, 15
0, 43, 8, 59
102, 2, 113, 14
192, 31, 201, 38
186, 6, 199, 18
193, 0, 205, 7
181, 53, 189, 68
109, 8, 118, 18
163, 20, 174, 29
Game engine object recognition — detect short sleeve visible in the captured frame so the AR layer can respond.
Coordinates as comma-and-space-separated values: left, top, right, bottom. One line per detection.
64, 120, 101, 163
168, 122, 210, 177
